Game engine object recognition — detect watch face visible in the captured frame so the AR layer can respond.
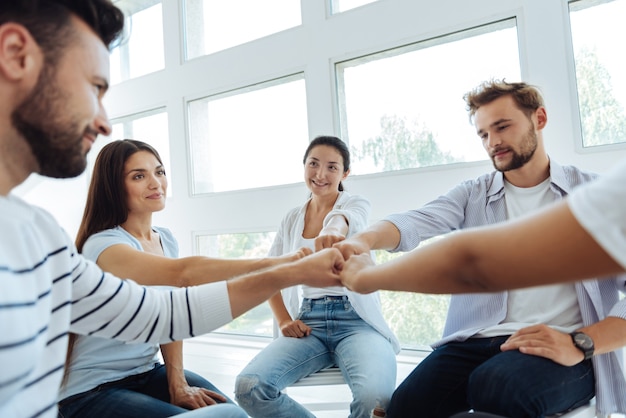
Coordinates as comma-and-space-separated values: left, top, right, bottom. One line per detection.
573, 332, 594, 350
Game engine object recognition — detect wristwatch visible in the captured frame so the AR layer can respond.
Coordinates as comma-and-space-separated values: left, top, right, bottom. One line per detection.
570, 331, 594, 360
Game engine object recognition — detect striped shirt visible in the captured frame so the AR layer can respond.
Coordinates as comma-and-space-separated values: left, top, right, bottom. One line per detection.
385, 159, 626, 416
0, 195, 232, 418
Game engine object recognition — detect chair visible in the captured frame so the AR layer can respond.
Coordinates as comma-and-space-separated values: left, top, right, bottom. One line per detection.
287, 365, 351, 412
548, 399, 596, 418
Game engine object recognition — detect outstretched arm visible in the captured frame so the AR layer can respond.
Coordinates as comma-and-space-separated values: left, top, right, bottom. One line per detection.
227, 248, 345, 319
340, 200, 623, 294
96, 245, 308, 287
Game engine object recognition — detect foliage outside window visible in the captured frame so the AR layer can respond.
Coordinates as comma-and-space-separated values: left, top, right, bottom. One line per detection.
196, 232, 450, 349
337, 19, 521, 175
569, 0, 626, 148
196, 232, 277, 337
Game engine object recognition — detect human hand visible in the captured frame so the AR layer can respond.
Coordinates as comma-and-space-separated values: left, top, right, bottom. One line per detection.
280, 319, 312, 338
339, 253, 377, 294
275, 247, 313, 264
500, 324, 584, 366
315, 228, 345, 252
294, 248, 345, 288
170, 384, 227, 409
333, 238, 370, 260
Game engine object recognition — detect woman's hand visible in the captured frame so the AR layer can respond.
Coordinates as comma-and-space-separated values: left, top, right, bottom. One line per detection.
170, 383, 227, 409
280, 319, 312, 338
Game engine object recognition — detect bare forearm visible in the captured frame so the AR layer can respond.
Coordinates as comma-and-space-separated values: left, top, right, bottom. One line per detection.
161, 341, 187, 389
346, 202, 624, 294
580, 316, 626, 356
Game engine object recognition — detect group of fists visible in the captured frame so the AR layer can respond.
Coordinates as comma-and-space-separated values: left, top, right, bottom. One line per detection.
290, 233, 379, 294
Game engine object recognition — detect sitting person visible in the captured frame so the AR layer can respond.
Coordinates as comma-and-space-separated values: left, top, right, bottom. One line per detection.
59, 140, 305, 417
235, 136, 399, 418
334, 80, 626, 417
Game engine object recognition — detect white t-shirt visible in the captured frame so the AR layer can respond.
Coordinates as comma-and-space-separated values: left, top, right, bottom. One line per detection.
569, 158, 626, 269
479, 178, 583, 337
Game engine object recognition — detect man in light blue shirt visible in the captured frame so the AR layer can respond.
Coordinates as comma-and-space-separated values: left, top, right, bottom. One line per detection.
335, 80, 626, 418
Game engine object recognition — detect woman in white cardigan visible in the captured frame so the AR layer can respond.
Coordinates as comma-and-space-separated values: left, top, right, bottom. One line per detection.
235, 136, 399, 418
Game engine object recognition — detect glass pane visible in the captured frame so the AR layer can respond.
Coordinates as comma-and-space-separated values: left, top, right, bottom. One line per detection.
92, 110, 172, 195
184, 0, 301, 59
337, 20, 521, 175
376, 246, 449, 350
197, 232, 277, 337
110, 0, 164, 84
188, 75, 309, 194
330, 0, 377, 14
570, 0, 626, 147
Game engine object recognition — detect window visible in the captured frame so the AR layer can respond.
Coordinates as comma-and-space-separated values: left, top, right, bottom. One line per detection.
196, 232, 277, 337
188, 75, 309, 194
569, 0, 626, 147
337, 20, 521, 175
97, 109, 173, 195
330, 0, 378, 14
110, 0, 165, 84
184, 0, 301, 60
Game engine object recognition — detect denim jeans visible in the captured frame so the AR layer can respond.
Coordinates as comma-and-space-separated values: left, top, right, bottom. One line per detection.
387, 336, 595, 418
58, 364, 247, 418
235, 296, 397, 418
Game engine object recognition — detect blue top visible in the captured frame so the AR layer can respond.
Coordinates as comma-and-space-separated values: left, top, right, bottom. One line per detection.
59, 226, 179, 401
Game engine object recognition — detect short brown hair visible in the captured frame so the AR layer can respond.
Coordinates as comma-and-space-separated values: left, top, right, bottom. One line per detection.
464, 79, 545, 122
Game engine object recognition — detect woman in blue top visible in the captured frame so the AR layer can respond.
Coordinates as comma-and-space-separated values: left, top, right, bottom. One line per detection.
234, 136, 399, 418
59, 140, 303, 418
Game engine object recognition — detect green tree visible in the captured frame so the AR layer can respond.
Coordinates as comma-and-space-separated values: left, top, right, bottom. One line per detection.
375, 249, 450, 349
352, 114, 458, 171
575, 46, 626, 146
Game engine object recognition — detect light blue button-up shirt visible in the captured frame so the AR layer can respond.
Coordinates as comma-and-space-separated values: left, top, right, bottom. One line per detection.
385, 159, 626, 416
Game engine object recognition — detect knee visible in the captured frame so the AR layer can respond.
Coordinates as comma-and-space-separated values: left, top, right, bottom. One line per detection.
234, 374, 276, 407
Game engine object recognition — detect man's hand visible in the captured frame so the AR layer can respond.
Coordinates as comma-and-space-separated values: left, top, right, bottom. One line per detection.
294, 248, 345, 288
500, 324, 585, 366
333, 237, 371, 260
339, 252, 377, 294
280, 319, 312, 338
170, 384, 227, 409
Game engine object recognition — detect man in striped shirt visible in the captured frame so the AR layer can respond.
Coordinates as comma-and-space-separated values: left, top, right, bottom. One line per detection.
335, 80, 626, 417
0, 2, 345, 418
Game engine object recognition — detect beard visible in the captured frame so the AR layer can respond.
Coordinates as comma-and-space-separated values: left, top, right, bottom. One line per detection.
491, 124, 538, 172
11, 64, 91, 179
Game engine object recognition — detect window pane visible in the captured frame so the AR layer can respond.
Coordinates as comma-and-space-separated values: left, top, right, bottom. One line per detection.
110, 0, 164, 84
184, 0, 301, 59
197, 232, 277, 337
92, 109, 172, 195
376, 247, 449, 350
570, 0, 626, 147
188, 75, 309, 194
330, 0, 377, 14
337, 20, 521, 175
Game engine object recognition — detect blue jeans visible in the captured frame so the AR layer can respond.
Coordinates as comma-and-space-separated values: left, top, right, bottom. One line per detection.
387, 336, 595, 418
58, 364, 246, 418
235, 296, 397, 418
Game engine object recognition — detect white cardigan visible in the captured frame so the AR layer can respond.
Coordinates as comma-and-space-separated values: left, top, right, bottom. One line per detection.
269, 191, 400, 353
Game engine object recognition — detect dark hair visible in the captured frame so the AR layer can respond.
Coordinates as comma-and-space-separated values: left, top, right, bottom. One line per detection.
303, 135, 350, 192
0, 0, 125, 66
75, 139, 163, 252
464, 79, 545, 122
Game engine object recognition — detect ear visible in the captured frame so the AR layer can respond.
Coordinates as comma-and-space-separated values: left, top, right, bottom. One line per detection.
534, 106, 548, 130
0, 23, 42, 84
342, 168, 350, 180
